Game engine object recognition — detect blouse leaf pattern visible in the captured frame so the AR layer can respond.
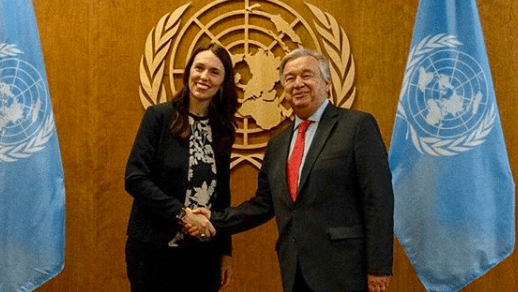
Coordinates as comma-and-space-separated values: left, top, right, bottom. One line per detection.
192, 180, 216, 207
185, 115, 217, 209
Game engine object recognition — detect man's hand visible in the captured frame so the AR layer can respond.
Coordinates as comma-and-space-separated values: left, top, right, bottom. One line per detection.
192, 207, 211, 219
367, 274, 390, 292
181, 208, 216, 240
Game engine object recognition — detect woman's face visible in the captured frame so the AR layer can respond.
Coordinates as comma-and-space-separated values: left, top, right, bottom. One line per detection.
188, 50, 226, 105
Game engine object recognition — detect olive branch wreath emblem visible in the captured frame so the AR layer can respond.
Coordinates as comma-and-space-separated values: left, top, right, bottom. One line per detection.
138, 1, 355, 110
0, 44, 55, 163
0, 43, 23, 57
397, 34, 496, 156
138, 3, 189, 108
138, 1, 355, 169
306, 2, 355, 109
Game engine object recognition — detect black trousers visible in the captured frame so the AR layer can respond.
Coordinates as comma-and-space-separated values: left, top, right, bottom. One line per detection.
293, 261, 367, 292
125, 238, 221, 292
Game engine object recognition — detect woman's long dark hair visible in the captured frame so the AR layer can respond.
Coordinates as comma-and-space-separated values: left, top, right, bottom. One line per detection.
170, 43, 238, 155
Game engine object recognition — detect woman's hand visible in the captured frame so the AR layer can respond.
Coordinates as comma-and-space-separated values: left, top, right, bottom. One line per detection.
367, 274, 390, 292
181, 208, 216, 240
220, 255, 232, 289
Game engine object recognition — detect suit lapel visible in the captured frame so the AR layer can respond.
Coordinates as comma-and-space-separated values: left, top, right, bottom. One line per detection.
298, 104, 338, 199
274, 124, 296, 205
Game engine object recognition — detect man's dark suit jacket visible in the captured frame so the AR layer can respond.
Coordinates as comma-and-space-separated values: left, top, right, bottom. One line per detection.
212, 103, 394, 292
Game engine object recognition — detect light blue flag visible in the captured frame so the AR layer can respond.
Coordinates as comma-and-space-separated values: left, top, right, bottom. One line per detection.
389, 0, 515, 291
0, 0, 65, 291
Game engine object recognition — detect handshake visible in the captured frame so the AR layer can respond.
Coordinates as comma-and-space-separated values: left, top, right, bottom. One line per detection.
180, 208, 215, 241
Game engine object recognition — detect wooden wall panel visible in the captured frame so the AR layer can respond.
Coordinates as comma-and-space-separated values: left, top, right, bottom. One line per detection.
31, 0, 517, 291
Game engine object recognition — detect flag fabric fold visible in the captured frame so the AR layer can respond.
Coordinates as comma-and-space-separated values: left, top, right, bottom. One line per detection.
0, 0, 65, 291
389, 0, 515, 291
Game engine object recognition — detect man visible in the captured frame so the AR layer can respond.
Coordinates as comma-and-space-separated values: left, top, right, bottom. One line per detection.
191, 48, 394, 292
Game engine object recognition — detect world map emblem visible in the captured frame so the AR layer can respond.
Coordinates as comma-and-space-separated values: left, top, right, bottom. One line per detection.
0, 44, 54, 162
397, 34, 496, 156
139, 0, 356, 169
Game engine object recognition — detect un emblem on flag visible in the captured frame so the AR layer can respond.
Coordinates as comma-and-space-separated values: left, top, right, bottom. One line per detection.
397, 34, 496, 156
0, 44, 54, 162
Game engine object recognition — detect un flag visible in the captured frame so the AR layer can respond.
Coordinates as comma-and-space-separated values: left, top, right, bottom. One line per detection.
0, 0, 65, 291
389, 0, 515, 291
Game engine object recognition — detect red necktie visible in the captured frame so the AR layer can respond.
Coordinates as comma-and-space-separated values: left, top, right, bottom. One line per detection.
287, 120, 311, 201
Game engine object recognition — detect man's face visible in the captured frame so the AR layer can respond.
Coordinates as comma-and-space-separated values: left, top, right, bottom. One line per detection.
282, 55, 330, 119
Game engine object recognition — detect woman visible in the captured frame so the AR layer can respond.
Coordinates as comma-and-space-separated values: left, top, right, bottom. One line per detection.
124, 43, 238, 291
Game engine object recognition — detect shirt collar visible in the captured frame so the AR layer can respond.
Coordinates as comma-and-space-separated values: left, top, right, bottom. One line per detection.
293, 99, 329, 129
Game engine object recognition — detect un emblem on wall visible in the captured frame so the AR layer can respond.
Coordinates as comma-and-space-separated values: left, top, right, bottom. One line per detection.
397, 34, 495, 156
0, 44, 54, 163
139, 0, 356, 168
